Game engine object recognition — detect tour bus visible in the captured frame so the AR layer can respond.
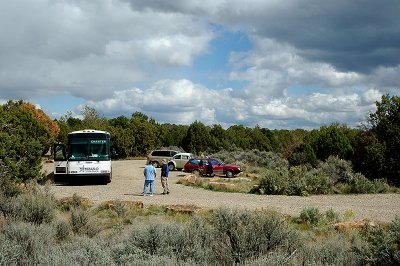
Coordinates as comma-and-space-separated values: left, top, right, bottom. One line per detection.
53, 129, 112, 184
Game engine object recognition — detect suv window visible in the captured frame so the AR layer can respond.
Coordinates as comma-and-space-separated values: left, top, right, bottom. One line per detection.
151, 150, 177, 157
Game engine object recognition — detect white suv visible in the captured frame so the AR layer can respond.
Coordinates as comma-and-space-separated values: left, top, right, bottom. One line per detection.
168, 152, 194, 171
148, 150, 179, 167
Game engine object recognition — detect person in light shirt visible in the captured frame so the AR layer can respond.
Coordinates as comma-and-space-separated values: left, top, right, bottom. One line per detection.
142, 158, 156, 196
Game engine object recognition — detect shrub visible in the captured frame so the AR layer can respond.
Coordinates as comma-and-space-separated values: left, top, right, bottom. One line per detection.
0, 222, 55, 265
212, 149, 288, 169
70, 208, 100, 237
358, 217, 400, 265
96, 200, 129, 220
70, 208, 89, 234
41, 236, 115, 265
3, 186, 56, 224
288, 166, 308, 196
210, 208, 299, 265
300, 207, 322, 226
325, 208, 341, 224
299, 234, 364, 265
257, 168, 290, 195
245, 252, 299, 265
371, 179, 391, 193
305, 170, 333, 195
54, 220, 71, 241
0, 176, 22, 198
317, 156, 354, 184
256, 166, 333, 196
348, 173, 376, 194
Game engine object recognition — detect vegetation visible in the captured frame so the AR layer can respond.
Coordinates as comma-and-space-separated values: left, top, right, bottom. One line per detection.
178, 151, 398, 196
1, 95, 400, 264
1, 96, 400, 196
1, 186, 399, 265
0, 101, 58, 195
45, 95, 400, 186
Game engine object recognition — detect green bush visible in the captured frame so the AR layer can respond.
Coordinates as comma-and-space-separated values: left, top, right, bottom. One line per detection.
325, 208, 341, 224
257, 168, 290, 195
256, 166, 333, 196
358, 217, 400, 265
305, 170, 333, 195
317, 156, 354, 184
210, 208, 299, 265
212, 149, 288, 169
348, 173, 376, 194
300, 207, 322, 226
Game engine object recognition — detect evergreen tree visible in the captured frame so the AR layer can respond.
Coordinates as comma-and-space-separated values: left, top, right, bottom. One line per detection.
312, 123, 353, 161
368, 94, 400, 183
0, 101, 49, 184
182, 121, 214, 154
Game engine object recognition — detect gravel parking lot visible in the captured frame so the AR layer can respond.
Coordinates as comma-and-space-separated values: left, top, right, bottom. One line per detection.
43, 159, 400, 223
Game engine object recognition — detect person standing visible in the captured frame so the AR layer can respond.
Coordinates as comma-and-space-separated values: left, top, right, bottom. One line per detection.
143, 159, 156, 196
161, 159, 170, 195
206, 159, 213, 177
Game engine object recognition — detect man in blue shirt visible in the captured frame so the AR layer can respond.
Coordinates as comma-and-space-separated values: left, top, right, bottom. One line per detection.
143, 159, 156, 196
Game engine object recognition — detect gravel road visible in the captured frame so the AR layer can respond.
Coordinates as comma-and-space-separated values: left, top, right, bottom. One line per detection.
43, 159, 400, 223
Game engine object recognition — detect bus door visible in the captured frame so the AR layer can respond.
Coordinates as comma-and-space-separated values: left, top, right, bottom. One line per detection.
53, 143, 67, 182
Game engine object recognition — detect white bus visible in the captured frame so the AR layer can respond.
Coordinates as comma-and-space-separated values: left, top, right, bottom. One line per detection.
53, 129, 112, 184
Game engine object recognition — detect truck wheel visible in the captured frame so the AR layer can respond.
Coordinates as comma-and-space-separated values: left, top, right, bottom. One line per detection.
168, 163, 175, 171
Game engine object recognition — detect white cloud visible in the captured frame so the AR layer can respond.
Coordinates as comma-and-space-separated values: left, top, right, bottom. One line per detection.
362, 89, 382, 104
0, 0, 398, 129
0, 0, 212, 99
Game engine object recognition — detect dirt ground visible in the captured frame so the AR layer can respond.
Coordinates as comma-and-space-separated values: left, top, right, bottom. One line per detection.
42, 159, 400, 223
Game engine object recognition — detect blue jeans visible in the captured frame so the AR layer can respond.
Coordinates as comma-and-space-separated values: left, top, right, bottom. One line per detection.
143, 180, 154, 195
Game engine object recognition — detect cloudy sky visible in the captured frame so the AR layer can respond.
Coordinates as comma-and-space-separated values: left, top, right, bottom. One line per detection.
1, 0, 399, 129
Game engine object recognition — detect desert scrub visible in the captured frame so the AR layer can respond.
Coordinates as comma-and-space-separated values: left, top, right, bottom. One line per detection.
0, 222, 55, 265
178, 175, 257, 193
357, 217, 400, 265
54, 219, 71, 242
96, 200, 128, 218
69, 208, 101, 237
212, 149, 288, 169
300, 207, 323, 226
2, 185, 56, 224
299, 234, 365, 265
58, 192, 92, 212
298, 207, 342, 228
254, 156, 395, 196
210, 208, 299, 265
255, 166, 333, 196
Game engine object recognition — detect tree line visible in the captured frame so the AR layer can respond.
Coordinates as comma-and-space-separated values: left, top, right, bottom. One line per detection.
1, 95, 399, 186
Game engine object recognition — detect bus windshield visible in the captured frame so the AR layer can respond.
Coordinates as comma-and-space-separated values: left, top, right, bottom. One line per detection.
68, 138, 109, 161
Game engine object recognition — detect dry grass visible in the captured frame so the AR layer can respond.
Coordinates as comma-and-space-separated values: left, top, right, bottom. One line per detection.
177, 173, 259, 193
